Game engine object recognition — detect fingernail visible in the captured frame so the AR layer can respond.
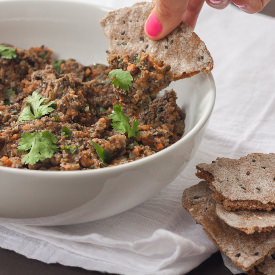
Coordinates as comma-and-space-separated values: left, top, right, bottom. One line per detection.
235, 4, 252, 12
208, 0, 223, 4
208, 0, 230, 8
145, 12, 162, 38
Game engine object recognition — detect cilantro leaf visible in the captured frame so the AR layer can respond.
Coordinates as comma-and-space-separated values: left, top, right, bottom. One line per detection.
91, 141, 110, 164
18, 131, 58, 165
108, 105, 139, 138
0, 45, 17, 59
108, 69, 133, 91
62, 145, 78, 154
52, 60, 63, 74
18, 105, 36, 121
53, 114, 59, 121
18, 92, 55, 121
40, 55, 47, 60
61, 126, 72, 138
109, 105, 129, 134
128, 119, 140, 138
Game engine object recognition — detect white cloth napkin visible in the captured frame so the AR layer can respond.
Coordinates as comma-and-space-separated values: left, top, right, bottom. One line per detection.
0, 1, 275, 275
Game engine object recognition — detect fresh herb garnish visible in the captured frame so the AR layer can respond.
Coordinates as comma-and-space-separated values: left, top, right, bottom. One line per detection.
0, 45, 17, 59
61, 126, 72, 138
18, 131, 58, 165
62, 145, 78, 154
53, 114, 59, 121
18, 92, 55, 121
129, 120, 140, 138
4, 89, 15, 105
108, 105, 139, 138
108, 69, 133, 91
40, 55, 47, 60
91, 141, 110, 164
52, 60, 63, 74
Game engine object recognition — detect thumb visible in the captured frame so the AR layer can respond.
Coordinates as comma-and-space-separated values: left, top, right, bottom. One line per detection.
145, 0, 189, 40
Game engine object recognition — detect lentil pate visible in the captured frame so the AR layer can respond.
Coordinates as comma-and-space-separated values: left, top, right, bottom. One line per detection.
0, 45, 185, 170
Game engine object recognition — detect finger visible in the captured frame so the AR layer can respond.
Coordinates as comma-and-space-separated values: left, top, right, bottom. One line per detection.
182, 0, 205, 29
206, 0, 231, 9
145, 0, 189, 40
232, 0, 270, 13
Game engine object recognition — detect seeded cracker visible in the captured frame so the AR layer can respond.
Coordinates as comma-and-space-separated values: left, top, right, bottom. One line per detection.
182, 182, 275, 272
248, 255, 275, 275
196, 153, 275, 211
216, 204, 275, 235
100, 2, 213, 80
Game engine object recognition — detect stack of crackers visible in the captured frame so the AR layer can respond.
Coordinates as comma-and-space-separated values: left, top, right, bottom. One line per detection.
182, 153, 275, 275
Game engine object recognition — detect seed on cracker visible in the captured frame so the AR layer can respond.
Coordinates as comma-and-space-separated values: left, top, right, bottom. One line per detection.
216, 204, 275, 234
248, 255, 275, 275
182, 181, 275, 272
196, 153, 275, 211
100, 2, 213, 80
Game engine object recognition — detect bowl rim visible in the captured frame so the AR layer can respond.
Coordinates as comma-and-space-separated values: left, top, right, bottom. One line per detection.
0, 0, 216, 177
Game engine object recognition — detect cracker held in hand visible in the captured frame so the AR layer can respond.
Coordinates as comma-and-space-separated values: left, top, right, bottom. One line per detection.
100, 2, 213, 80
182, 181, 275, 272
216, 204, 275, 234
196, 153, 275, 211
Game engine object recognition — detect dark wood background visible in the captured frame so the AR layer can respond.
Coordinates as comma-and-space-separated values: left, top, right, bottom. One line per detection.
1, 2, 274, 274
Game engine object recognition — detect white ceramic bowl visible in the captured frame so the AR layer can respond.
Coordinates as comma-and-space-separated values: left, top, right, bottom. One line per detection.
0, 0, 215, 225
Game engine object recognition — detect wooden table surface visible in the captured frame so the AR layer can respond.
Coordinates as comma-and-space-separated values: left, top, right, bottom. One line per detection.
0, 2, 274, 275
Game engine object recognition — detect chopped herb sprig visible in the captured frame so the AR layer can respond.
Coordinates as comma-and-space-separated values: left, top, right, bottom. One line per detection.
61, 126, 72, 138
18, 131, 58, 165
62, 145, 78, 154
53, 114, 59, 121
0, 45, 17, 59
108, 69, 133, 91
108, 105, 139, 138
18, 92, 55, 121
91, 141, 110, 165
52, 60, 63, 74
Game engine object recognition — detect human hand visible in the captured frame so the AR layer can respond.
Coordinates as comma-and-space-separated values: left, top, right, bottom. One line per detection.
145, 0, 271, 40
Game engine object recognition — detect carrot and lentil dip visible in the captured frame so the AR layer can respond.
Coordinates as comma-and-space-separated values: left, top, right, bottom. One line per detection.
0, 45, 185, 170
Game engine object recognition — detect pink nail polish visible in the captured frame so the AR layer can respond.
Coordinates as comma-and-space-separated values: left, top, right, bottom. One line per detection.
145, 13, 162, 38
236, 4, 251, 12
209, 0, 222, 4
208, 0, 231, 8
